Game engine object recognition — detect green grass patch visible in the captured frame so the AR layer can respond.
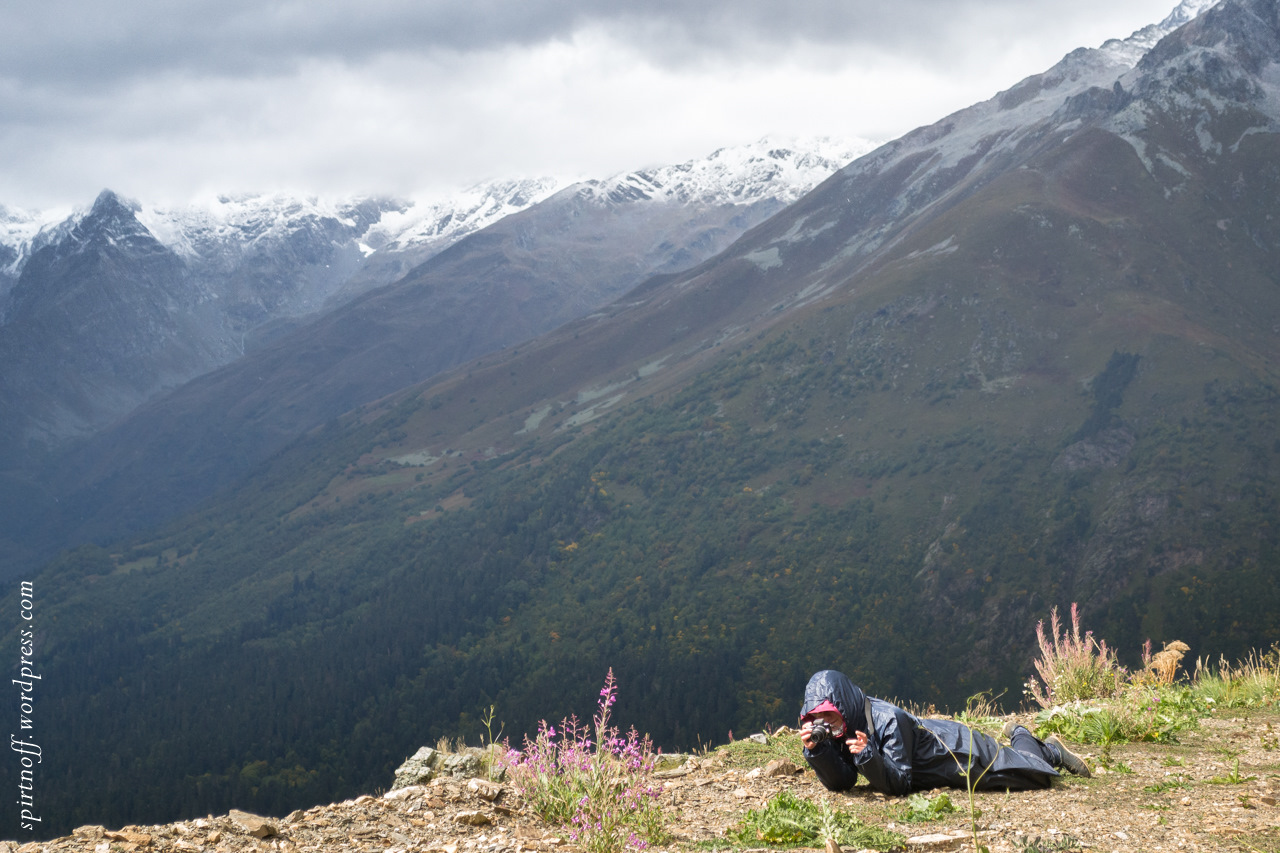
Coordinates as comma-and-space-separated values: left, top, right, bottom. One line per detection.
710, 731, 806, 770
725, 791, 903, 851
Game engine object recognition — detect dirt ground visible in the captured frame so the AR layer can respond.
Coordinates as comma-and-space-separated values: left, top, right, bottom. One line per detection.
6, 709, 1277, 853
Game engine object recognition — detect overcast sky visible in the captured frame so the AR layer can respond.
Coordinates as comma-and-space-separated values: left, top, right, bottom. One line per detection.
1, 0, 1183, 211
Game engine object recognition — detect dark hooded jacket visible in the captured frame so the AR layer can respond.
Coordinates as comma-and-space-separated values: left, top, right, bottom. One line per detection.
800, 670, 1058, 795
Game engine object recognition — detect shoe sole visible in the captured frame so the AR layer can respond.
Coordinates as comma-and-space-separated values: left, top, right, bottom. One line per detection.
1046, 734, 1092, 777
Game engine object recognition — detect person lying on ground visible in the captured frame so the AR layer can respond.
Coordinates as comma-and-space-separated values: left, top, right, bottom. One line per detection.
799, 669, 1090, 795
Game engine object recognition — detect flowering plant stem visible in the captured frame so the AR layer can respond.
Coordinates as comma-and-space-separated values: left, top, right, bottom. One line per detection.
502, 669, 667, 852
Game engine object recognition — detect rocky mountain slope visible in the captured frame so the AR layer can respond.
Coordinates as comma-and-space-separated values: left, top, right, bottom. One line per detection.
0, 138, 865, 469
6, 0, 1280, 839
0, 138, 868, 568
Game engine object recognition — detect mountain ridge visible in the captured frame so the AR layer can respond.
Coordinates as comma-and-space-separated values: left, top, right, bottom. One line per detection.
7, 0, 1280, 839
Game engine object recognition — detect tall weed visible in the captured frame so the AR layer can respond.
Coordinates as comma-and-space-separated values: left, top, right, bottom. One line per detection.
1191, 644, 1280, 708
1025, 604, 1125, 708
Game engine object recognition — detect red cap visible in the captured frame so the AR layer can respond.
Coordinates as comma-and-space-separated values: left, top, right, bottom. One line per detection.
801, 699, 845, 732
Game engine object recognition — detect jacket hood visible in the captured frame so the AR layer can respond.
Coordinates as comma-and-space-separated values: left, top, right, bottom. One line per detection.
801, 670, 868, 733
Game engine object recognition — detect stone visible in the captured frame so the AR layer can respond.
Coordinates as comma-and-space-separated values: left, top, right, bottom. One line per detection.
467, 778, 504, 801
104, 829, 153, 846
763, 758, 800, 777
454, 810, 493, 826
746, 733, 768, 744
442, 748, 486, 778
652, 753, 695, 772
825, 837, 842, 853
73, 825, 106, 839
229, 809, 278, 838
384, 784, 429, 801
393, 746, 444, 789
905, 831, 968, 849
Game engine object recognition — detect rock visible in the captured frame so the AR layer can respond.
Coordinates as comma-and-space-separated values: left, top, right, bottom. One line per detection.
393, 746, 444, 789
73, 826, 106, 840
825, 838, 842, 853
1260, 794, 1277, 806
731, 787, 751, 798
652, 753, 696, 772
467, 778, 504, 801
746, 733, 768, 744
228, 809, 278, 838
453, 810, 493, 826
384, 784, 429, 801
104, 829, 153, 846
442, 748, 486, 778
905, 830, 969, 849
763, 758, 800, 777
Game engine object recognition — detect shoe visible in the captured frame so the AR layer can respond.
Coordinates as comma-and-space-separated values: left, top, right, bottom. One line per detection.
1002, 720, 1024, 740
1046, 734, 1092, 777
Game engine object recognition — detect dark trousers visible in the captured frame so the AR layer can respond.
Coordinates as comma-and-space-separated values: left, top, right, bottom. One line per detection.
1009, 726, 1060, 768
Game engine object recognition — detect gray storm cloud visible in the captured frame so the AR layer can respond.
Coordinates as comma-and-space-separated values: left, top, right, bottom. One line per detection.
0, 0, 1181, 208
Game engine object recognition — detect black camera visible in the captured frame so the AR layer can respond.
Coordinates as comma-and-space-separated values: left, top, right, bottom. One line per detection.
808, 719, 833, 745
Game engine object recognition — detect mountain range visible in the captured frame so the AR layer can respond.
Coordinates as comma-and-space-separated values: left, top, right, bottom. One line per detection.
0, 137, 868, 568
6, 0, 1280, 839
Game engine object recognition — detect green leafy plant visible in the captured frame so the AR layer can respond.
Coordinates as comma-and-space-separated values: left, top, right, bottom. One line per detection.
728, 791, 903, 851
479, 704, 506, 780
900, 792, 958, 822
1017, 835, 1084, 852
501, 670, 666, 852
1207, 759, 1257, 785
1143, 776, 1192, 794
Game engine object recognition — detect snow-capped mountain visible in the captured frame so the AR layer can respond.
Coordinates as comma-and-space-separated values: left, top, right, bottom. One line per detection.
0, 137, 870, 463
574, 137, 872, 207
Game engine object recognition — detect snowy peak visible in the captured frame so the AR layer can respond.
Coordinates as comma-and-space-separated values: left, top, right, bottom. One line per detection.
362, 177, 566, 255
576, 137, 875, 208
135, 192, 410, 266
1097, 0, 1221, 66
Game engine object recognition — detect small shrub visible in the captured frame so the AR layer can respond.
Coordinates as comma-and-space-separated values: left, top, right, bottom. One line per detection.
900, 792, 958, 823
1033, 686, 1204, 746
501, 670, 666, 852
1025, 604, 1125, 708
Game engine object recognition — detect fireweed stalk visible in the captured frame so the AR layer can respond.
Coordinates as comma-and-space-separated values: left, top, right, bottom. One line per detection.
502, 669, 667, 852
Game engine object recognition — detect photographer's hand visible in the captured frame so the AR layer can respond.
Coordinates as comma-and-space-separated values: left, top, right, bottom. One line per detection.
800, 721, 817, 749
846, 731, 869, 755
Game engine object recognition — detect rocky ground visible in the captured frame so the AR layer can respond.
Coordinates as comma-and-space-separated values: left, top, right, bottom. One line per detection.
5, 709, 1277, 853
